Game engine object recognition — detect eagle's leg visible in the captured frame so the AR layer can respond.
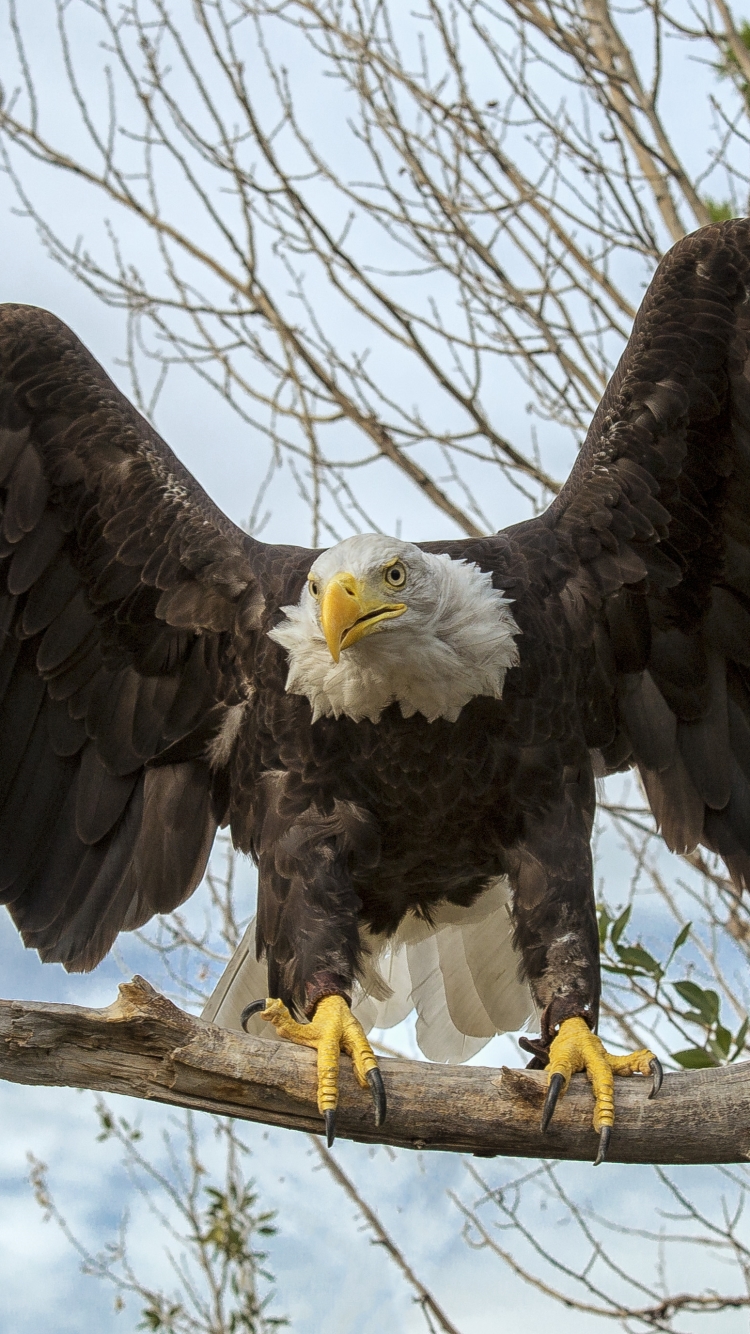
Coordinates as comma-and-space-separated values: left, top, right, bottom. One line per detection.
509, 767, 661, 1164
542, 1017, 661, 1165
241, 995, 385, 1146
248, 799, 387, 1142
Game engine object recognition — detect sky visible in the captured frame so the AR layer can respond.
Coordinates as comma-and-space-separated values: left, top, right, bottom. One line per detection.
1, 5, 750, 1332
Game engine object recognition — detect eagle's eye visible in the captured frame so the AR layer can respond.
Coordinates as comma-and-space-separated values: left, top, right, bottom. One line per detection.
308, 577, 320, 598
384, 561, 406, 589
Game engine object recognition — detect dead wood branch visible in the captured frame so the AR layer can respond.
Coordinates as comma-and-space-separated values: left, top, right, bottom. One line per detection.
1, 977, 749, 1165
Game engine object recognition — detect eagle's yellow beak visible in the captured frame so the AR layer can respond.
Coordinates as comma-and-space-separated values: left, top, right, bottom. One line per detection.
319, 572, 406, 662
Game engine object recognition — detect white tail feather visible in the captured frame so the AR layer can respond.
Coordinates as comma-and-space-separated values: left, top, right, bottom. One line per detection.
201, 919, 269, 1038
201, 877, 536, 1063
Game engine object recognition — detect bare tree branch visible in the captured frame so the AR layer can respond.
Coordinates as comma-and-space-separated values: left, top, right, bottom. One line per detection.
310, 1139, 465, 1334
2, 977, 750, 1165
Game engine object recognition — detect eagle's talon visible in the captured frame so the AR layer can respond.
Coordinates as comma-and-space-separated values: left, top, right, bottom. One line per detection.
545, 1016, 657, 1158
594, 1125, 611, 1167
541, 1071, 565, 1133
367, 1067, 387, 1127
240, 998, 269, 1029
649, 1056, 663, 1098
248, 993, 385, 1137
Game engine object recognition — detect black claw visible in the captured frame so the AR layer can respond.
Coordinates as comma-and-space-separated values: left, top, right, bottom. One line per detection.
648, 1056, 663, 1099
324, 1109, 336, 1147
367, 1067, 387, 1128
240, 999, 268, 1032
594, 1125, 611, 1167
541, 1072, 564, 1133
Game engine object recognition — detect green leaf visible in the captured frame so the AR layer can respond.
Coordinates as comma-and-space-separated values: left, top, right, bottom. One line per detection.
672, 1047, 720, 1069
673, 981, 720, 1024
610, 905, 632, 950
598, 906, 612, 948
137, 1302, 183, 1332
601, 964, 652, 977
670, 922, 691, 955
704, 198, 734, 223
680, 1010, 710, 1027
616, 946, 662, 975
733, 1017, 749, 1058
673, 980, 706, 1009
714, 1024, 732, 1058
700, 989, 721, 1024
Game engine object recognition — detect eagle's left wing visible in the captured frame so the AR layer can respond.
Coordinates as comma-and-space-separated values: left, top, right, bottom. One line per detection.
515, 219, 750, 884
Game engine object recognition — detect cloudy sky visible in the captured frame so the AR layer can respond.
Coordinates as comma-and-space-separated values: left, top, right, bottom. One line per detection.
1, 5, 749, 1332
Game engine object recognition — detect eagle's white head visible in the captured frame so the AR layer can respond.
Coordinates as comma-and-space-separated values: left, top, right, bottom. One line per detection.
268, 534, 520, 724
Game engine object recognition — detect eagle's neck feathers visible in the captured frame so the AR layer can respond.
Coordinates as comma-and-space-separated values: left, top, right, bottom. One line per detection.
269, 550, 520, 724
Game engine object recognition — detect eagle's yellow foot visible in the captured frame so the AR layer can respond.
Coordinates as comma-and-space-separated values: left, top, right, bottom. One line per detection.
541, 1016, 662, 1165
240, 994, 386, 1146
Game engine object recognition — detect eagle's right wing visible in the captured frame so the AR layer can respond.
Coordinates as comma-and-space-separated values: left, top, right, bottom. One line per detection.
0, 304, 302, 971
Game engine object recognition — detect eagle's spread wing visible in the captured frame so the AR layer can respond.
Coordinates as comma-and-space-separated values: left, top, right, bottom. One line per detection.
522, 219, 750, 881
0, 304, 301, 970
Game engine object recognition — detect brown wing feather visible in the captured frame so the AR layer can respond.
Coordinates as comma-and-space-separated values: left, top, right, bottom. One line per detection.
0, 304, 307, 970
518, 220, 750, 882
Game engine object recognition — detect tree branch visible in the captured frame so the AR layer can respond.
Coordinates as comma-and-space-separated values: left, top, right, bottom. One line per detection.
0, 108, 486, 538
310, 1139, 465, 1334
2, 977, 749, 1165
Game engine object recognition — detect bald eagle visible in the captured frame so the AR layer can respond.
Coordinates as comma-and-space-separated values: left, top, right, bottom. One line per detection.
3, 219, 750, 1161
